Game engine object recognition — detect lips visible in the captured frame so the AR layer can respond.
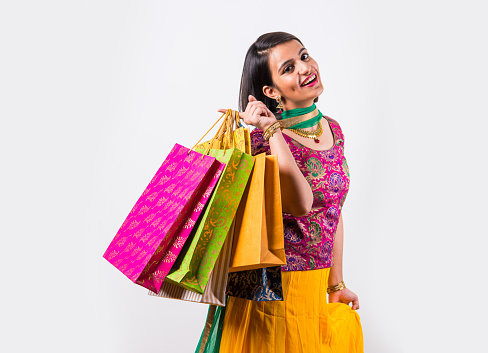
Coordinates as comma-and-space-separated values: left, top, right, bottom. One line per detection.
300, 73, 318, 87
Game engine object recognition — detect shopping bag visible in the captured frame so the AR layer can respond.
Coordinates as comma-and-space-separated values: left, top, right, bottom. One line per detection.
138, 162, 226, 293
195, 127, 251, 154
103, 144, 224, 292
194, 304, 226, 353
165, 147, 253, 294
229, 153, 286, 272
195, 110, 251, 154
149, 220, 235, 306
226, 266, 283, 301
233, 127, 251, 154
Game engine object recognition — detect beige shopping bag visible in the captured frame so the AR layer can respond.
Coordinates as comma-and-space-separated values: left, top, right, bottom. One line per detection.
149, 220, 235, 306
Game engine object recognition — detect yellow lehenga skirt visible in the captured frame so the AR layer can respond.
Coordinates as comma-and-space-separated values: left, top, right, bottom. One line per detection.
219, 268, 363, 353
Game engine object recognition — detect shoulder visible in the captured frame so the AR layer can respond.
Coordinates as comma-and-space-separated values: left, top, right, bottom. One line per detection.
324, 115, 345, 142
324, 115, 342, 131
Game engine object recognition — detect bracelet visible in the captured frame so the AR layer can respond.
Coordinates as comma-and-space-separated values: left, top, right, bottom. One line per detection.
327, 281, 346, 294
263, 121, 283, 141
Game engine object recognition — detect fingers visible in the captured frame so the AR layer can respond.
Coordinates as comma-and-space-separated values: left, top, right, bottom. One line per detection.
264, 105, 275, 117
248, 102, 256, 115
329, 290, 360, 310
241, 97, 276, 129
247, 102, 265, 120
351, 298, 360, 310
218, 108, 246, 121
247, 101, 269, 116
215, 97, 274, 130
247, 95, 269, 115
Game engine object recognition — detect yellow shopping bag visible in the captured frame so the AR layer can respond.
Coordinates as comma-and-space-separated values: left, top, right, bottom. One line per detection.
229, 153, 286, 272
232, 126, 251, 154
194, 111, 251, 154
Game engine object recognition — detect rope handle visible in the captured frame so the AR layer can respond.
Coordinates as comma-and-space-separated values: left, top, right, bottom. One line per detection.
190, 110, 228, 151
190, 109, 241, 157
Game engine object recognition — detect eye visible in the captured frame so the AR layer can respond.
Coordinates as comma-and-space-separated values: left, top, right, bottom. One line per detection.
301, 53, 310, 60
283, 65, 294, 73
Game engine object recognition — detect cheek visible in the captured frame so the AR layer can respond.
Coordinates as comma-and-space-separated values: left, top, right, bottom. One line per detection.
283, 76, 299, 92
310, 60, 320, 73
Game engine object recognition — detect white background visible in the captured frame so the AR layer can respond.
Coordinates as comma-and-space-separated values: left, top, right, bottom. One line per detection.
1, 1, 487, 352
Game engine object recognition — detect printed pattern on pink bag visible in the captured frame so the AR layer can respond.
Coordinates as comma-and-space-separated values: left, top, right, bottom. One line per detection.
139, 162, 225, 292
103, 144, 223, 292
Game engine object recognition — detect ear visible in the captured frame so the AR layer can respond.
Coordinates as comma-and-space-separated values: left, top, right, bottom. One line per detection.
262, 85, 280, 100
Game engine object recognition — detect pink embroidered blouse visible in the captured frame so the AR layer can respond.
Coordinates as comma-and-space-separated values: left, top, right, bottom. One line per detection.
250, 117, 350, 272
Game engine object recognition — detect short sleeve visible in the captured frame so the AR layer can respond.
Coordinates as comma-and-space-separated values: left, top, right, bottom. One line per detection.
250, 128, 271, 156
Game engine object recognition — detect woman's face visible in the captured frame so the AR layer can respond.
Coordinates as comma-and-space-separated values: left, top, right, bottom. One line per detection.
264, 40, 324, 110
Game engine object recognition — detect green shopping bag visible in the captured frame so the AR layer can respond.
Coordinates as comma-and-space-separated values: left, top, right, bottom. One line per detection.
165, 147, 253, 293
195, 304, 226, 353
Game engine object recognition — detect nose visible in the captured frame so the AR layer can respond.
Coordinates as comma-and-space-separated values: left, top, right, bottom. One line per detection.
297, 61, 312, 75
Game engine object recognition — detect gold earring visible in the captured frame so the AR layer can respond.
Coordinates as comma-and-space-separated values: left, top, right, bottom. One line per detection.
276, 96, 283, 113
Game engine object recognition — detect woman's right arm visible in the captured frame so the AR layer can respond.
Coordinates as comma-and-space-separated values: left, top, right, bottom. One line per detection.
239, 96, 313, 217
266, 129, 313, 216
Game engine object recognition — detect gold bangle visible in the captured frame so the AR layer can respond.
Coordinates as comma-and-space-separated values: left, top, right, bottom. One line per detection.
263, 121, 282, 141
327, 281, 346, 294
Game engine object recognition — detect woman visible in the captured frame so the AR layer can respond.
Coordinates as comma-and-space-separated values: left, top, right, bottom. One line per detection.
217, 32, 363, 353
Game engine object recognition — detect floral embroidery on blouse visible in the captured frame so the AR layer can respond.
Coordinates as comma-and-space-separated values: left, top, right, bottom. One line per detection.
250, 116, 350, 271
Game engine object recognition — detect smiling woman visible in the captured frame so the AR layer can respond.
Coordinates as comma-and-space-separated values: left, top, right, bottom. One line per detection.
262, 40, 323, 110
197, 32, 365, 353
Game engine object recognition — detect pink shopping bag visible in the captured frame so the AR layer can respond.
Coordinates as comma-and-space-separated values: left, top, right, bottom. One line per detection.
138, 162, 225, 293
103, 143, 224, 293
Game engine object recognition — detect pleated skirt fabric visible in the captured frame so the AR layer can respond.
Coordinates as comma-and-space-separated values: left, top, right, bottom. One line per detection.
219, 268, 363, 353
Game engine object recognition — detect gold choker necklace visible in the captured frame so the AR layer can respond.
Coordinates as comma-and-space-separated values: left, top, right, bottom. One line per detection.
287, 120, 324, 143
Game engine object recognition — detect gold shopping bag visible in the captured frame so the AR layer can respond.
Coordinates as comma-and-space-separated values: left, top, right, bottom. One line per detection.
229, 152, 286, 272
194, 127, 250, 154
195, 110, 251, 154
163, 109, 254, 293
232, 126, 251, 154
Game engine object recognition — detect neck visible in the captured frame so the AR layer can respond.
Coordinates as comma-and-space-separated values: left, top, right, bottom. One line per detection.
282, 99, 316, 111
281, 102, 316, 120
279, 102, 323, 129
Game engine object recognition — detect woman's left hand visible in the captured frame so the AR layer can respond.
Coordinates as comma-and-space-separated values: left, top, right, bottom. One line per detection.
328, 288, 360, 310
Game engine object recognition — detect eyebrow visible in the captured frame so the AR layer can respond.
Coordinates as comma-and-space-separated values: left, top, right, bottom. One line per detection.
278, 47, 307, 72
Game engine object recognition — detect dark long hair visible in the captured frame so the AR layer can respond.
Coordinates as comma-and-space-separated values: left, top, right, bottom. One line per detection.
239, 32, 303, 113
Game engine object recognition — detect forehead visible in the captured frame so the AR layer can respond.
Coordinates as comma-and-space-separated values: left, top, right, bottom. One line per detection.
268, 40, 304, 69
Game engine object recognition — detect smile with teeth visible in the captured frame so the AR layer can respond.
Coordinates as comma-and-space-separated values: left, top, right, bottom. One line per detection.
301, 74, 317, 86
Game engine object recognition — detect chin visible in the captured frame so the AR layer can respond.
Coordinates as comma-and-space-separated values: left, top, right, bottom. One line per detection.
311, 87, 324, 101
